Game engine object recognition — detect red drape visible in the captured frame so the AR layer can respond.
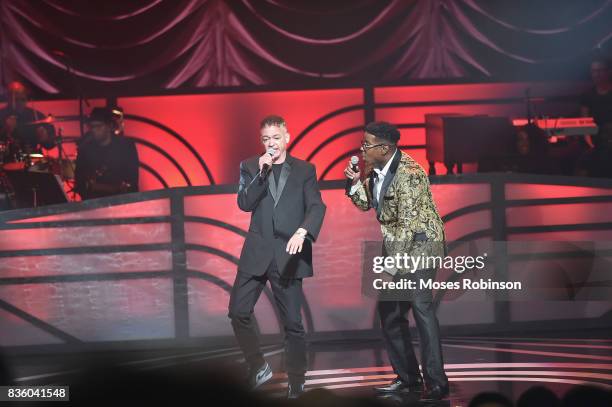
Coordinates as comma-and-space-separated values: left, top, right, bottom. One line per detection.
0, 0, 610, 94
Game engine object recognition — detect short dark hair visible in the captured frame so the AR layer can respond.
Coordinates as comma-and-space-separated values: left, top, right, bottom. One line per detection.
365, 121, 400, 144
260, 115, 286, 129
517, 386, 560, 407
469, 392, 513, 407
87, 107, 114, 124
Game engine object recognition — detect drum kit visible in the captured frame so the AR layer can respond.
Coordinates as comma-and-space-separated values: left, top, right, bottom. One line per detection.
1, 149, 75, 178
0, 116, 73, 209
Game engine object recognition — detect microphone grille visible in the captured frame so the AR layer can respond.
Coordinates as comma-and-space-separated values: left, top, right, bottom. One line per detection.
267, 148, 275, 155
350, 156, 359, 165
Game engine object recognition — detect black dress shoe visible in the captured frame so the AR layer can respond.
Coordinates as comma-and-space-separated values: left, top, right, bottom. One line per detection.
374, 377, 424, 394
422, 384, 449, 400
287, 382, 305, 399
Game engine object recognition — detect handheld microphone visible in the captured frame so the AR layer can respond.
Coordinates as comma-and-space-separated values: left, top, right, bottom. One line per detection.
345, 155, 359, 195
260, 148, 275, 179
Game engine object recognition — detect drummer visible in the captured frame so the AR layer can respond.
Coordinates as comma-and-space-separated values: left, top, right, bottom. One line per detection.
0, 81, 55, 156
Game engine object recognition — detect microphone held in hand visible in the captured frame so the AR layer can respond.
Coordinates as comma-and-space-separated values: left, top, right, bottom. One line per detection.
345, 155, 359, 195
260, 148, 275, 179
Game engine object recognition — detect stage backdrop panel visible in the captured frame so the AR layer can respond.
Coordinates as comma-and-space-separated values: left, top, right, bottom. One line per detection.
374, 81, 583, 175
117, 88, 364, 189
7, 80, 587, 196
2, 174, 612, 349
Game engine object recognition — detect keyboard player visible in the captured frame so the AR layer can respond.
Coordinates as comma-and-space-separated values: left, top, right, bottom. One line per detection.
580, 56, 612, 134
576, 56, 612, 177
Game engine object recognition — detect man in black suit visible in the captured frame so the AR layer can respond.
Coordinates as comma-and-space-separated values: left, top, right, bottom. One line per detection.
228, 115, 326, 399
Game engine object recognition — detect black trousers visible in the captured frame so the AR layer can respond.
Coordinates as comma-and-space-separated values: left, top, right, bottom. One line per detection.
228, 260, 306, 383
377, 273, 448, 389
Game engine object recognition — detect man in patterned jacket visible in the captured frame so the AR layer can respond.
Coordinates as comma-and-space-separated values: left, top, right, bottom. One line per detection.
344, 121, 449, 401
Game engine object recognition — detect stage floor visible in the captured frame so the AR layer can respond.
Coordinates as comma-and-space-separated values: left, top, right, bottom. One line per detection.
5, 333, 612, 406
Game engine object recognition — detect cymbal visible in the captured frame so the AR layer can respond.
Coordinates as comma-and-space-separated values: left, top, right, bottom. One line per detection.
23, 115, 71, 126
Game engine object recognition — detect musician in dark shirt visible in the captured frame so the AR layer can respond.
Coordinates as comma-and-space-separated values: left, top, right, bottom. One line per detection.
580, 56, 612, 129
576, 57, 612, 178
75, 107, 139, 200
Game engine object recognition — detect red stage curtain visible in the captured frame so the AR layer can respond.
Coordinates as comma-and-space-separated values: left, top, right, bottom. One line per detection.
0, 0, 610, 94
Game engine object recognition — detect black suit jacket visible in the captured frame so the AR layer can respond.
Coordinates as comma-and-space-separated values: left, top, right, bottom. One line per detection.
237, 154, 326, 278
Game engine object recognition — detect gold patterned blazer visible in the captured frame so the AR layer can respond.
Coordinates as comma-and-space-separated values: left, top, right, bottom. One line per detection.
349, 151, 446, 271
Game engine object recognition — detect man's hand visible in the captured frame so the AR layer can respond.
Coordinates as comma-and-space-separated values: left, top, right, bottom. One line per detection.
258, 153, 273, 173
286, 228, 307, 255
119, 181, 132, 193
343, 160, 361, 186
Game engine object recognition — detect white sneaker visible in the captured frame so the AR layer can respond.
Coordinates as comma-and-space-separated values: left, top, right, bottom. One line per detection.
250, 362, 273, 389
